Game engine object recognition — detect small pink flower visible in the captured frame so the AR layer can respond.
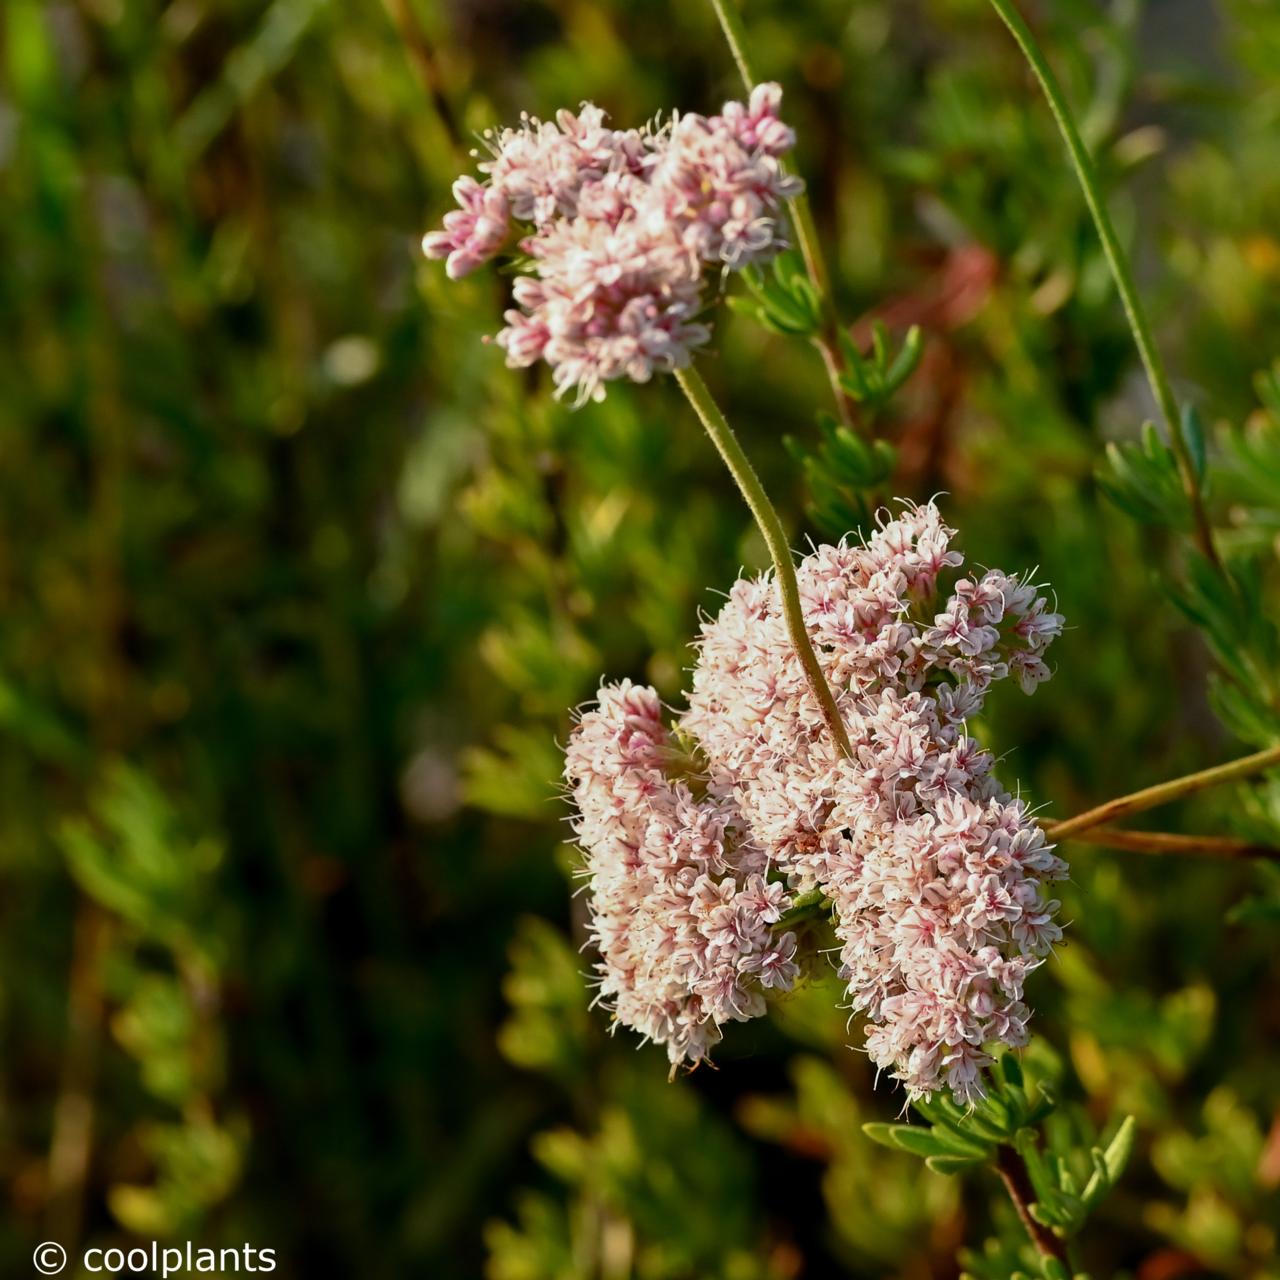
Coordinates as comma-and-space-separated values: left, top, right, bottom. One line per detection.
718, 82, 796, 156
421, 176, 511, 279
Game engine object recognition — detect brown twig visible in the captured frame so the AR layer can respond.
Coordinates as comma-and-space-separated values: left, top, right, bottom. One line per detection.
45, 910, 108, 1248
1046, 743, 1280, 841
1060, 825, 1280, 861
995, 1144, 1070, 1265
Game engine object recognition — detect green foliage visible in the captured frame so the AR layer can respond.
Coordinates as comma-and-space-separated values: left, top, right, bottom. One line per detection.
1147, 1089, 1279, 1271
1014, 1115, 1135, 1236
497, 916, 592, 1082
487, 1073, 785, 1280
730, 252, 824, 338
60, 766, 226, 961
739, 1056, 958, 1269
109, 1117, 247, 1238
56, 766, 244, 1235
1097, 421, 1190, 529
836, 322, 925, 417
785, 416, 897, 538
1174, 551, 1280, 747
867, 1050, 1135, 1254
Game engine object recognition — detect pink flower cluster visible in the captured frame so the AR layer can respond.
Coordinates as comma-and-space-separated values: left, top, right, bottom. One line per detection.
565, 681, 800, 1068
423, 86, 801, 404
564, 503, 1067, 1102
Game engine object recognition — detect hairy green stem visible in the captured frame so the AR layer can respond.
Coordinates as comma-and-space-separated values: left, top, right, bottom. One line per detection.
1047, 742, 1280, 841
674, 366, 852, 758
985, 0, 1220, 570
707, 0, 862, 431
707, 0, 754, 88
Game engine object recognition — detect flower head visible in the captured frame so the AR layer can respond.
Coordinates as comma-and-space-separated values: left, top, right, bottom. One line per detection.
496, 216, 711, 405
566, 503, 1066, 1102
424, 86, 802, 403
645, 93, 802, 268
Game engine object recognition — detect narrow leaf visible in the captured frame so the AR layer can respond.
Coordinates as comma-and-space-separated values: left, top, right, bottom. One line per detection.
1182, 403, 1207, 482
925, 1153, 986, 1175
1103, 1115, 1136, 1183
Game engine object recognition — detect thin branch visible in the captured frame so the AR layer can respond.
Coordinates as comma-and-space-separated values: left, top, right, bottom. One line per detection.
1046, 743, 1280, 841
675, 366, 852, 758
994, 1144, 1070, 1265
707, 0, 755, 88
1055, 825, 1280, 861
707, 0, 864, 433
985, 0, 1221, 571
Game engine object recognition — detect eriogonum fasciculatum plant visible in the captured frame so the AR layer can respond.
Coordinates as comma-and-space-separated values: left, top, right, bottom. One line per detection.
565, 502, 1066, 1104
425, 5, 1280, 1269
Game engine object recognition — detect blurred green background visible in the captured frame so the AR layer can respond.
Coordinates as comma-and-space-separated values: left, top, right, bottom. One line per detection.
2, 0, 1279, 1275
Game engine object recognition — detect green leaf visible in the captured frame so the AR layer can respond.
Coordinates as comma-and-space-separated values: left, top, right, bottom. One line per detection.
1000, 1053, 1025, 1090
1041, 1186, 1085, 1230
836, 322, 925, 412
1014, 1129, 1057, 1203
1182, 403, 1207, 482
871, 320, 891, 369
1080, 1148, 1110, 1209
885, 325, 924, 393
1026, 1077, 1058, 1126
787, 274, 822, 324
924, 1126, 994, 1159
737, 265, 820, 336
974, 1087, 1019, 1138
862, 1122, 984, 1159
1028, 1201, 1064, 1227
1041, 1256, 1071, 1280
861, 1122, 903, 1151
1102, 1115, 1136, 1183
925, 1153, 987, 1175
838, 333, 871, 399
1096, 422, 1189, 528
912, 1095, 1004, 1146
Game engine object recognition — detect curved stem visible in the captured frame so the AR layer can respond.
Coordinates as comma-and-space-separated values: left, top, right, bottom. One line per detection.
985, 0, 1220, 571
1046, 743, 1280, 841
1063, 825, 1280, 861
707, 0, 862, 432
675, 366, 853, 758
707, 0, 755, 89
